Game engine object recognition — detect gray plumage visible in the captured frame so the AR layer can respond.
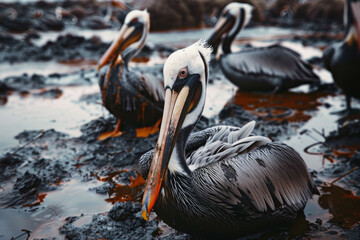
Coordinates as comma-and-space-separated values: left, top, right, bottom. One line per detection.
139, 121, 318, 237
220, 45, 320, 91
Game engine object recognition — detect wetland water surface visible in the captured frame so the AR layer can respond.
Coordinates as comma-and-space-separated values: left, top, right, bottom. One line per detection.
1, 26, 360, 239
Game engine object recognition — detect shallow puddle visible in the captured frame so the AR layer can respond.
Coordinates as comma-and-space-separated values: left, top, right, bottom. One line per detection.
0, 85, 102, 152
0, 177, 110, 239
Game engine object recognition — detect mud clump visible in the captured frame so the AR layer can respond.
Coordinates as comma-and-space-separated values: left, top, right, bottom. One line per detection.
60, 201, 190, 240
89, 181, 116, 195
34, 88, 63, 99
0, 34, 109, 63
0, 70, 98, 93
0, 171, 41, 207
326, 120, 360, 147
59, 202, 158, 240
1, 74, 46, 91
109, 201, 140, 221
13, 171, 41, 194
350, 151, 360, 166
0, 153, 23, 181
0, 1, 124, 33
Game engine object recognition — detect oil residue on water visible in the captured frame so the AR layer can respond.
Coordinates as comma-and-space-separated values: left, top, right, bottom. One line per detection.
97, 170, 146, 203
319, 183, 360, 229
232, 90, 334, 122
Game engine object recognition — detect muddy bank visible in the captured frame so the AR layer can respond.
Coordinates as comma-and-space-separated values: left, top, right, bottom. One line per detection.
59, 201, 190, 240
0, 1, 124, 33
0, 31, 173, 66
0, 69, 97, 93
0, 33, 108, 63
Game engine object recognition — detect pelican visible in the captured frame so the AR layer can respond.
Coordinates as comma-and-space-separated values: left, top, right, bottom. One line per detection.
139, 41, 318, 238
323, 0, 360, 114
97, 10, 164, 140
207, 3, 320, 92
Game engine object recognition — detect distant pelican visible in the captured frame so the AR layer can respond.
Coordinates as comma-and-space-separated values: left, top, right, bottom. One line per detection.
207, 3, 320, 91
323, 0, 360, 114
139, 40, 318, 238
97, 10, 164, 140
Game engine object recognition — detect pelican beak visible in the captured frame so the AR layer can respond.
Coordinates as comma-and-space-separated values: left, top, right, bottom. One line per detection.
351, 0, 360, 49
97, 23, 143, 71
206, 13, 235, 49
141, 74, 201, 220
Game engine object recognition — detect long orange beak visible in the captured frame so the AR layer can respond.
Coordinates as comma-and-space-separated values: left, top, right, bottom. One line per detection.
97, 24, 142, 71
141, 75, 201, 220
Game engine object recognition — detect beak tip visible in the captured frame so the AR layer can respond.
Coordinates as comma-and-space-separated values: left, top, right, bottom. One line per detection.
141, 205, 149, 221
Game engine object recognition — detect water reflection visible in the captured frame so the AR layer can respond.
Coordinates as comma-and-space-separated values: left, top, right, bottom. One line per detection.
232, 90, 333, 122
319, 184, 360, 229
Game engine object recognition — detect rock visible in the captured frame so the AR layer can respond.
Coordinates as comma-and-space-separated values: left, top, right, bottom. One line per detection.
0, 153, 23, 181
14, 171, 41, 194
326, 120, 360, 147
109, 201, 141, 221
34, 88, 63, 99
89, 181, 116, 194
59, 202, 158, 240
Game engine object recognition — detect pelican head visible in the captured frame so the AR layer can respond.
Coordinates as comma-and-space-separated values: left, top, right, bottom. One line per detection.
97, 9, 150, 70
344, 0, 360, 49
207, 3, 253, 54
141, 40, 212, 220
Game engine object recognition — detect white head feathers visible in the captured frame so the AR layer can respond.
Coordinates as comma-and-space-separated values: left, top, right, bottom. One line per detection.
163, 40, 212, 88
124, 9, 149, 25
194, 39, 213, 64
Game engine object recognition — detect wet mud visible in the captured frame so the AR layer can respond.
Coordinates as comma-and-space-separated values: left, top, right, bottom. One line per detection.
1, 1, 360, 240
0, 1, 126, 33
0, 33, 110, 63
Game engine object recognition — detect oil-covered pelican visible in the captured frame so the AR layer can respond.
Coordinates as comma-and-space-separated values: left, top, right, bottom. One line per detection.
97, 10, 164, 140
139, 41, 318, 238
323, 0, 360, 113
207, 3, 320, 91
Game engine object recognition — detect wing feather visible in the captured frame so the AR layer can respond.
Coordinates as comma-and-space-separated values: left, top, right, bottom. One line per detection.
187, 122, 271, 169
127, 70, 164, 110
226, 45, 317, 79
192, 142, 317, 214
221, 45, 320, 90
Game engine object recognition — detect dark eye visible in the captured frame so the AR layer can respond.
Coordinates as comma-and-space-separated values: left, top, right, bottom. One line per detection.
178, 67, 188, 79
132, 17, 138, 23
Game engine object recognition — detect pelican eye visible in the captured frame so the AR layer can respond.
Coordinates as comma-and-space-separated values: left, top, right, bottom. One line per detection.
178, 67, 188, 79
